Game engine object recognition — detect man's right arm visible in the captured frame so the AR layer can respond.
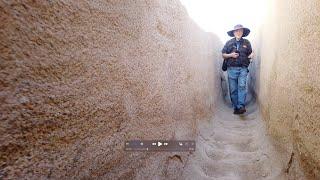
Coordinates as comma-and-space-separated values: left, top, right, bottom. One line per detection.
222, 53, 238, 59
221, 41, 238, 59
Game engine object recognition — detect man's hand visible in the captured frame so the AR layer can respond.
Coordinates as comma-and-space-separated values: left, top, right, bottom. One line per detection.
230, 52, 239, 59
248, 52, 254, 59
222, 52, 239, 59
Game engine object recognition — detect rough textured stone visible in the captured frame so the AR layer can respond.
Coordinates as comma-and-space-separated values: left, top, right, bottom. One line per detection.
0, 0, 221, 179
257, 0, 320, 179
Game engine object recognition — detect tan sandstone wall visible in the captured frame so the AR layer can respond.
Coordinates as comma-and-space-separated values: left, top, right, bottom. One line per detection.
0, 0, 221, 179
258, 0, 320, 179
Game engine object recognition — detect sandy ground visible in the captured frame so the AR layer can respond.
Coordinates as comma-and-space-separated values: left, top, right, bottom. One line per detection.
181, 98, 289, 180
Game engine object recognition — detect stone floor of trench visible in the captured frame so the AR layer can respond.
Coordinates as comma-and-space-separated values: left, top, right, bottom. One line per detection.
181, 98, 288, 180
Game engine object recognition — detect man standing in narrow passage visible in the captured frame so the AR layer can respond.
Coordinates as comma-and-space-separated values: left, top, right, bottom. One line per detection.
221, 24, 253, 114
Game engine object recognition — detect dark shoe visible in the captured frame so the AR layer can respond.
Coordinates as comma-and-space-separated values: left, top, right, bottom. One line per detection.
238, 107, 246, 114
233, 108, 241, 114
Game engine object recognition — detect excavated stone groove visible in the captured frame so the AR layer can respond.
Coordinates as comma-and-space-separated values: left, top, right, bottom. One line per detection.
1, 0, 319, 179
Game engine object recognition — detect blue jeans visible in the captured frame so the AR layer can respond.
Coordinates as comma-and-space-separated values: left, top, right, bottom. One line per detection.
227, 66, 248, 110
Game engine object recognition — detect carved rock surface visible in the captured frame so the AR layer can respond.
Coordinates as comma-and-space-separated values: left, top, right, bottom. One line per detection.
0, 0, 221, 179
257, 0, 320, 179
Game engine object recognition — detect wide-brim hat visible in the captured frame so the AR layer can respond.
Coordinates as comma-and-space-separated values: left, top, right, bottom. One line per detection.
227, 24, 250, 37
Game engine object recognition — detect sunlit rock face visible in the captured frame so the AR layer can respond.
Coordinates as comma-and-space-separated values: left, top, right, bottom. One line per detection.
0, 0, 221, 179
257, 0, 320, 179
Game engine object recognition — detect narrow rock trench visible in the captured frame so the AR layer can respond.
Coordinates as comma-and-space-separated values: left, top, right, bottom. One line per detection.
1, 0, 319, 179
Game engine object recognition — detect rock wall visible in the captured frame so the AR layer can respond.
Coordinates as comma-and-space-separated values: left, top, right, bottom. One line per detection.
257, 0, 320, 179
0, 0, 221, 179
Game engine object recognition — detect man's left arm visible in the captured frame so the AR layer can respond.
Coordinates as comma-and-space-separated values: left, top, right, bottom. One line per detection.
247, 41, 254, 59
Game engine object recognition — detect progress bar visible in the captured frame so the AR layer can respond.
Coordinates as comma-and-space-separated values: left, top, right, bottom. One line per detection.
124, 140, 195, 152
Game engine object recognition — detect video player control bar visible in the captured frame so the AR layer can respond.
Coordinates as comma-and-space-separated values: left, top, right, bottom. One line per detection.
124, 140, 196, 151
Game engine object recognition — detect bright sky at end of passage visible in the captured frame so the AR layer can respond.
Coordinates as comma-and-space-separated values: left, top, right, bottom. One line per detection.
180, 0, 268, 42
